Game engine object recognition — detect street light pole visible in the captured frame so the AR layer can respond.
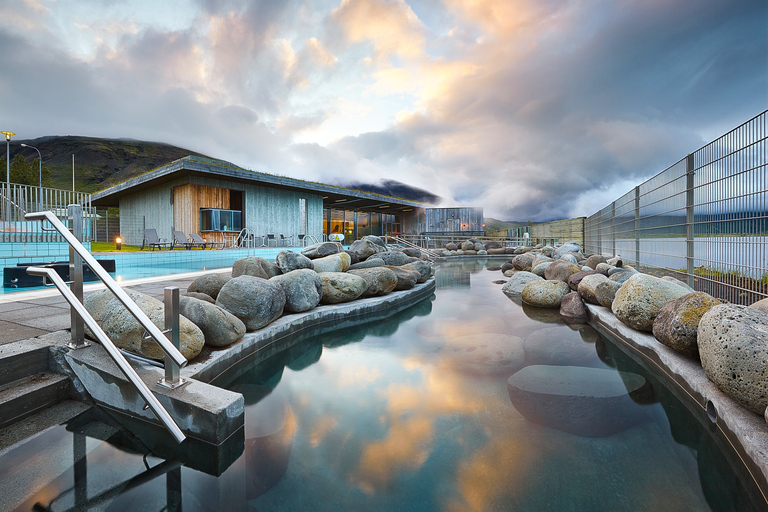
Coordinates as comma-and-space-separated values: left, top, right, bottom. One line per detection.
21, 143, 43, 212
1, 131, 15, 224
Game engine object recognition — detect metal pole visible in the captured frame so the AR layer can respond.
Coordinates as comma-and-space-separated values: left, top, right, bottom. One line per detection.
158, 287, 185, 389
634, 186, 640, 271
686, 154, 695, 289
21, 144, 42, 211
72, 154, 75, 191
68, 204, 88, 348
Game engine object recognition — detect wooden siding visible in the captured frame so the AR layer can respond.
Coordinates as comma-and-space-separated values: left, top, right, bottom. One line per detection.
532, 217, 585, 246
173, 184, 230, 238
119, 181, 182, 245
424, 207, 484, 234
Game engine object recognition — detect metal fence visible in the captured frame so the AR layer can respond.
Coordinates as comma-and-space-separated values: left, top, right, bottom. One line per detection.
585, 109, 767, 305
0, 183, 93, 243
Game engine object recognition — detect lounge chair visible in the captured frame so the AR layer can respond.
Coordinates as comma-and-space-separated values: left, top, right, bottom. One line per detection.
266, 234, 278, 247
173, 230, 204, 250
189, 233, 224, 249
142, 228, 171, 251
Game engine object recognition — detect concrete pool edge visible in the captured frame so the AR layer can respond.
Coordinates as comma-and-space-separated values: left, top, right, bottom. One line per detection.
586, 303, 768, 500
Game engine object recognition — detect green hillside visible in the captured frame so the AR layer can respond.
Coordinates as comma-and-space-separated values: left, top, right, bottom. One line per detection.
483, 217, 526, 236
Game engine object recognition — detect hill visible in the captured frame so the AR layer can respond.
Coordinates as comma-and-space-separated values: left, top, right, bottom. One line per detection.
483, 217, 527, 237
339, 179, 440, 204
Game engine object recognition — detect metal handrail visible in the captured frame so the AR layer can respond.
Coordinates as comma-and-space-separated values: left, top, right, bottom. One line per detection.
25, 266, 186, 443
235, 227, 257, 248
386, 235, 440, 260
25, 210, 187, 369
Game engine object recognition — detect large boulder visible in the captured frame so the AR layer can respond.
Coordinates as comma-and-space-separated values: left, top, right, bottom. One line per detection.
749, 297, 768, 314
402, 247, 422, 258
594, 280, 622, 308
346, 267, 398, 297
311, 252, 351, 273
345, 250, 360, 265
375, 251, 411, 266
560, 291, 589, 324
270, 269, 324, 313
216, 276, 286, 331
185, 291, 215, 304
384, 266, 420, 290
84, 289, 204, 361
460, 240, 474, 251
445, 242, 458, 251
585, 255, 608, 269
544, 260, 582, 283
512, 253, 536, 272
232, 257, 282, 279
348, 238, 380, 260
362, 235, 386, 249
521, 280, 570, 309
552, 243, 581, 259
187, 273, 231, 300
318, 272, 368, 304
698, 305, 768, 414
488, 247, 506, 255
611, 274, 689, 331
577, 273, 610, 305
653, 292, 724, 358
179, 296, 246, 347
401, 260, 431, 283
349, 258, 385, 270
501, 271, 543, 297
276, 250, 314, 273
568, 270, 606, 291
301, 242, 342, 259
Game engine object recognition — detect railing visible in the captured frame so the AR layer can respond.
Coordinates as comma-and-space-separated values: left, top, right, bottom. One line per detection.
584, 109, 768, 305
389, 234, 559, 250
384, 235, 441, 260
25, 206, 188, 443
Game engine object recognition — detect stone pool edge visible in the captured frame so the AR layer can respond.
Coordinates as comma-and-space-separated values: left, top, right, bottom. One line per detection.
587, 303, 768, 500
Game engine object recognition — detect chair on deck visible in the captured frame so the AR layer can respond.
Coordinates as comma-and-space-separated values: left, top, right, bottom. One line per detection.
266, 234, 278, 247
173, 231, 203, 250
189, 233, 224, 250
280, 234, 293, 247
142, 228, 171, 251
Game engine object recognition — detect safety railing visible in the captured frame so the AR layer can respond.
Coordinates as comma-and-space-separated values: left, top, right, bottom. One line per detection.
388, 234, 558, 250
384, 235, 441, 260
25, 206, 188, 443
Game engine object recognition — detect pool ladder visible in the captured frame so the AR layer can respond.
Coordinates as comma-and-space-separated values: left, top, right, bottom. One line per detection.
25, 206, 188, 443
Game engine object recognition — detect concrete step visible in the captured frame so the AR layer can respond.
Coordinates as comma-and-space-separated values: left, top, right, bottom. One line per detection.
0, 372, 70, 429
0, 346, 49, 387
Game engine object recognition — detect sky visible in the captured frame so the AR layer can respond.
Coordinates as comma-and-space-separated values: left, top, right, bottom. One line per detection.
0, 0, 765, 221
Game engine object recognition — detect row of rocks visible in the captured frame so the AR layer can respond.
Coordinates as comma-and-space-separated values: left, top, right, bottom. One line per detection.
83, 237, 434, 362
498, 241, 768, 418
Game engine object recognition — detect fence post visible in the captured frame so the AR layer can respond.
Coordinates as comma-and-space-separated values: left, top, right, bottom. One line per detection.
686, 154, 695, 289
67, 204, 87, 349
158, 286, 185, 389
634, 186, 640, 271
611, 201, 616, 257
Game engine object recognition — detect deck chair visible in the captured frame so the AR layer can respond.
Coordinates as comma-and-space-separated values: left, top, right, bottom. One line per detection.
189, 233, 224, 249
266, 234, 277, 247
173, 230, 203, 250
142, 228, 171, 251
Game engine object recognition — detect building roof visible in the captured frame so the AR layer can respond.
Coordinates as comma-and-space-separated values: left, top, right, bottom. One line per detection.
91, 156, 431, 212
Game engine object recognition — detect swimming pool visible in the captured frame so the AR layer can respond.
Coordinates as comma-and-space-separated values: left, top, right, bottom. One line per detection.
0, 258, 764, 511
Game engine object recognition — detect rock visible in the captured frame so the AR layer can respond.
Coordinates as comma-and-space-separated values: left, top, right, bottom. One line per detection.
384, 266, 420, 290
698, 305, 768, 414
560, 291, 589, 323
460, 241, 474, 251
653, 292, 725, 358
512, 253, 536, 271
464, 249, 477, 255
610, 270, 635, 285
347, 267, 398, 297
503, 269, 517, 277
501, 271, 543, 297
749, 297, 768, 314
578, 274, 609, 305
270, 269, 324, 313
301, 241, 342, 259
445, 242, 458, 251
544, 260, 582, 282
559, 253, 578, 265
608, 266, 629, 276
488, 248, 506, 255
595, 262, 614, 273
376, 251, 411, 266
522, 302, 564, 324
318, 272, 368, 304
187, 273, 232, 300
349, 257, 385, 270
661, 276, 694, 293
216, 275, 286, 331
362, 235, 386, 249
501, 260, 515, 273
185, 291, 215, 304
540, 246, 554, 256
585, 255, 607, 269
523, 326, 600, 367
348, 238, 380, 260
439, 334, 525, 375
507, 365, 647, 437
568, 270, 606, 291
344, 250, 360, 265
503, 247, 517, 254
611, 274, 689, 331
552, 243, 580, 259
521, 280, 570, 309
402, 247, 422, 258
595, 280, 622, 307
232, 257, 282, 279
485, 241, 502, 250
311, 252, 351, 273
477, 250, 488, 255
473, 242, 485, 251
276, 250, 314, 273
532, 261, 553, 277
179, 296, 246, 347
84, 289, 204, 361
401, 260, 431, 283
607, 257, 623, 267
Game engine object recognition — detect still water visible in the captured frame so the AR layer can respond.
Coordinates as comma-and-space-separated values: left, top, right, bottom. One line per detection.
2, 258, 765, 511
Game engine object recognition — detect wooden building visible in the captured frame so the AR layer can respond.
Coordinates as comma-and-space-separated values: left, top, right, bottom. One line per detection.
91, 156, 432, 246
423, 207, 484, 237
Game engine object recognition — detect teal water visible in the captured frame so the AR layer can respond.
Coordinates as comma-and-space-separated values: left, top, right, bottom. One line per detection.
1, 259, 764, 511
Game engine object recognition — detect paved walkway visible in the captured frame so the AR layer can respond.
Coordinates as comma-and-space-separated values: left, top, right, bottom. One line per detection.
0, 269, 231, 347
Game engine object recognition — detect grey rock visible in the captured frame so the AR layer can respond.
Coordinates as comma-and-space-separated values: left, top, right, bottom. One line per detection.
532, 261, 553, 277
347, 267, 398, 297
653, 292, 724, 358
460, 241, 474, 251
270, 269, 324, 313
376, 251, 411, 266
661, 276, 694, 293
560, 291, 589, 324
384, 266, 420, 290
585, 255, 607, 269
578, 273, 610, 305
544, 260, 582, 283
559, 253, 578, 265
402, 247, 422, 258
749, 297, 768, 314
232, 257, 282, 279
608, 266, 628, 276
311, 253, 351, 273
179, 296, 246, 347
595, 280, 622, 308
473, 242, 485, 251
84, 289, 204, 361
464, 249, 478, 255
611, 274, 689, 331
698, 305, 768, 414
521, 280, 570, 309
488, 248, 506, 255
445, 242, 458, 251
607, 257, 623, 267
610, 270, 635, 285
349, 239, 380, 260
187, 273, 231, 300
552, 243, 580, 259
216, 275, 286, 331
349, 257, 385, 270
345, 250, 360, 265
477, 250, 488, 255
185, 291, 215, 304
484, 241, 502, 250
512, 253, 536, 271
318, 272, 368, 304
540, 246, 554, 256
301, 241, 342, 259
501, 271, 543, 297
401, 260, 431, 283
595, 262, 614, 273
362, 235, 386, 249
503, 269, 517, 277
568, 270, 606, 291
276, 250, 314, 273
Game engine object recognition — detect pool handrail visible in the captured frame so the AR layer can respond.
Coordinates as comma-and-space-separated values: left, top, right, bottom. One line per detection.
385, 235, 440, 261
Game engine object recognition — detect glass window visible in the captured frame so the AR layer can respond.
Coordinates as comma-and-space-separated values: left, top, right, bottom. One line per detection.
200, 208, 241, 232
358, 212, 370, 238
331, 210, 344, 236
345, 211, 355, 240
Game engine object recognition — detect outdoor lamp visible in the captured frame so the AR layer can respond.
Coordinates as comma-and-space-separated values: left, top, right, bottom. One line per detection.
116, 237, 122, 250
20, 143, 43, 212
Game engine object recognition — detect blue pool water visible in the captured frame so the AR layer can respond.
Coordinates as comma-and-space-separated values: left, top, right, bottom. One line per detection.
0, 258, 764, 511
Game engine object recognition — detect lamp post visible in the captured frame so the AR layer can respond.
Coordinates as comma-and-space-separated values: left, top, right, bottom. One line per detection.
21, 143, 42, 212
1, 131, 15, 224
